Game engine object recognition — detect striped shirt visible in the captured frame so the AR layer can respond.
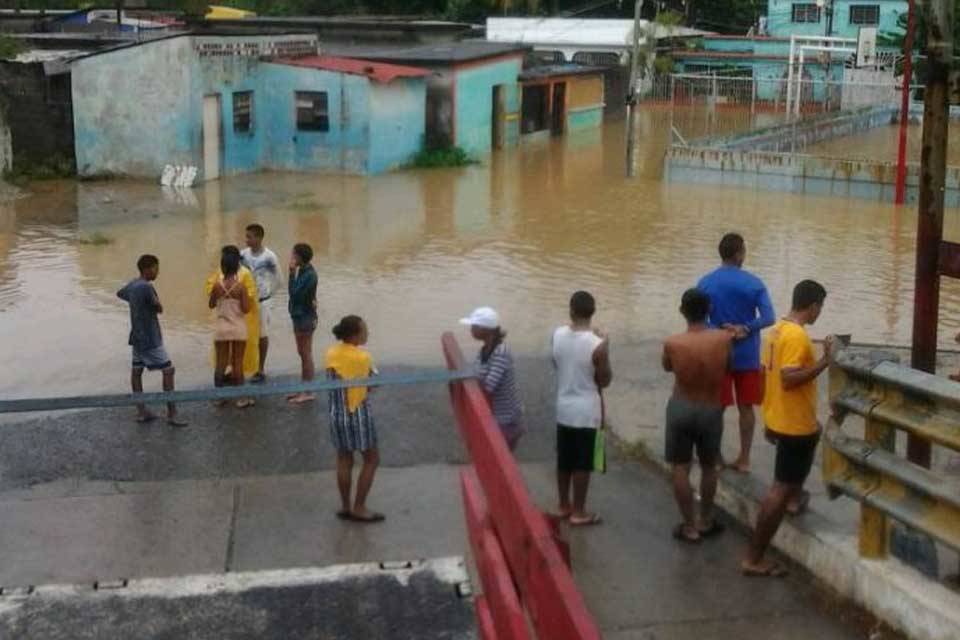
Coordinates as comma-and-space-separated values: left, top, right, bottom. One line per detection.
476, 342, 523, 427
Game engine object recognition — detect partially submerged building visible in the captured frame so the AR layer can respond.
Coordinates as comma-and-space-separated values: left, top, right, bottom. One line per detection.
70, 32, 431, 179
518, 65, 606, 137
339, 41, 529, 155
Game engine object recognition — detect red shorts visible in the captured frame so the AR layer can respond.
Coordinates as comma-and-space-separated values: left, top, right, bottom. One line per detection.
721, 370, 763, 408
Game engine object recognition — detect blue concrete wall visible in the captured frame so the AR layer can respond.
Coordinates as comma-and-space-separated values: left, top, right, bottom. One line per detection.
260, 64, 371, 174
73, 36, 197, 177
767, 0, 906, 39
367, 78, 426, 173
453, 56, 522, 156
567, 106, 603, 132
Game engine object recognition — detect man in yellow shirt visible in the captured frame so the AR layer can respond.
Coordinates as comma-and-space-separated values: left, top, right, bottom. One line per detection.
742, 280, 834, 577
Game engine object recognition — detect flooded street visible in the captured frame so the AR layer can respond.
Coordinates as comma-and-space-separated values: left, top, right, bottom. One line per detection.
805, 123, 960, 164
3, 109, 960, 398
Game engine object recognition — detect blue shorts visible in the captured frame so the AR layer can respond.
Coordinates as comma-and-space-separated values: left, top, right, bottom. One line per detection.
132, 345, 172, 371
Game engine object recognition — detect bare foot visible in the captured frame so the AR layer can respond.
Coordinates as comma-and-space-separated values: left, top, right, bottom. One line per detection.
569, 513, 602, 527
349, 509, 385, 523
731, 459, 751, 474
741, 560, 788, 578
287, 393, 315, 405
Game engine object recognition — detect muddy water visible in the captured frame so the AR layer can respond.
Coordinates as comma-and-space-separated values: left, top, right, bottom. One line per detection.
806, 123, 960, 165
3, 109, 960, 398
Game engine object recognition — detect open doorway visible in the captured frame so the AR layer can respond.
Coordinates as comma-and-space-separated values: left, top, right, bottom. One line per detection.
551, 82, 566, 135
491, 84, 506, 149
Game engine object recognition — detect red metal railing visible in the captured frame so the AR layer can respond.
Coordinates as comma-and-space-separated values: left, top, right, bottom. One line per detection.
443, 332, 602, 640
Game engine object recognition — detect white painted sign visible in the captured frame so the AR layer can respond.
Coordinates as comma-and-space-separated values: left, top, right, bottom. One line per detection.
857, 27, 878, 68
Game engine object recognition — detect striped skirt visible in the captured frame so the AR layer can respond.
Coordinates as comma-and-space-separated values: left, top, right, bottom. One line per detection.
327, 372, 378, 453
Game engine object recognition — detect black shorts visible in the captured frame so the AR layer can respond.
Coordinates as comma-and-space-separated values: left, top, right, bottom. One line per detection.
557, 424, 597, 472
664, 397, 724, 466
768, 429, 821, 485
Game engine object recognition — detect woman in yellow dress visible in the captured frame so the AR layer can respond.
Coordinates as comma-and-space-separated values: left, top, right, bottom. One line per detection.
205, 246, 260, 405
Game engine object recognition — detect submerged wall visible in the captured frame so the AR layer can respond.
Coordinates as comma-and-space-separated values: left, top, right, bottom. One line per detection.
454, 55, 522, 156
566, 74, 604, 133
663, 104, 952, 204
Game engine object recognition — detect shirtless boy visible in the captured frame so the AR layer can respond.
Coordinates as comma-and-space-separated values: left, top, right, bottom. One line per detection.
662, 288, 733, 543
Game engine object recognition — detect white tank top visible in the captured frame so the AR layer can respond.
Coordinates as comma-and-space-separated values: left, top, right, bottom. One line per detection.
552, 326, 604, 429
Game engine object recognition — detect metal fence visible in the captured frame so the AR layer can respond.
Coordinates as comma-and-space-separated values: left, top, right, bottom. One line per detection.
826, 346, 960, 560
643, 73, 921, 150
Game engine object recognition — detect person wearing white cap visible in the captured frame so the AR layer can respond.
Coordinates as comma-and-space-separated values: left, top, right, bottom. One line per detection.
460, 307, 525, 451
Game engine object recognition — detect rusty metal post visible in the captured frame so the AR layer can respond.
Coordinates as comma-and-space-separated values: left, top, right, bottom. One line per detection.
910, 0, 953, 468
894, 0, 916, 204
625, 0, 644, 178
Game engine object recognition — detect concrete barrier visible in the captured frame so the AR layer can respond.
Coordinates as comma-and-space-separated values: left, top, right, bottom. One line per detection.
665, 146, 960, 206
0, 557, 476, 640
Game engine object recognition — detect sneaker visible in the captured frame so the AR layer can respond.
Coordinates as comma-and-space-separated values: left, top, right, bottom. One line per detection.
250, 372, 266, 384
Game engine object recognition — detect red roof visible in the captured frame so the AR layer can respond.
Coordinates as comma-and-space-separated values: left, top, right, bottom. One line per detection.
273, 55, 431, 83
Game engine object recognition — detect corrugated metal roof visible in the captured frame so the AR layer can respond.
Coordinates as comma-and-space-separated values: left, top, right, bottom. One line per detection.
338, 41, 529, 64
273, 55, 431, 83
486, 17, 710, 47
519, 64, 607, 81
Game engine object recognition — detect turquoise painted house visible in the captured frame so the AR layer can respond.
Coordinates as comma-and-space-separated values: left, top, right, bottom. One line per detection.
670, 1, 907, 103
344, 41, 530, 156
71, 32, 430, 180
765, 0, 907, 39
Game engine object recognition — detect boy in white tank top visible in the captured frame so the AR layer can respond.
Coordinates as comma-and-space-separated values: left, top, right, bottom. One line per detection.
551, 291, 612, 526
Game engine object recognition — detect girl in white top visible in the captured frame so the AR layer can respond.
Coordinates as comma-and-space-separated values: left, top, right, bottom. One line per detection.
551, 291, 612, 526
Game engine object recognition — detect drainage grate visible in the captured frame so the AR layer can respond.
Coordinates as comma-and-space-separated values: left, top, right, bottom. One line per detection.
93, 579, 129, 591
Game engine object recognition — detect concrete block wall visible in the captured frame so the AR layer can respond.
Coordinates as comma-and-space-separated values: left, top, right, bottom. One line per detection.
454, 55, 522, 157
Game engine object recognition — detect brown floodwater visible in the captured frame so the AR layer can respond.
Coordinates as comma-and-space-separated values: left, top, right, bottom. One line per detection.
3, 109, 960, 398
806, 123, 960, 165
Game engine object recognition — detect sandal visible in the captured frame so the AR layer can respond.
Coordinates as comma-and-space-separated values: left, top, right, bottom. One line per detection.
741, 562, 788, 578
348, 511, 385, 523
569, 514, 603, 527
787, 491, 810, 516
672, 523, 701, 544
136, 413, 158, 424
236, 398, 256, 409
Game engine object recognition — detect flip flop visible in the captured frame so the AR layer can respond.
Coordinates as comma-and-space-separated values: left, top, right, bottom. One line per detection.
167, 418, 188, 428
236, 398, 256, 409
349, 512, 385, 523
136, 414, 158, 424
672, 523, 701, 544
549, 509, 573, 520
741, 562, 788, 578
569, 514, 602, 527
336, 510, 352, 520
698, 520, 726, 539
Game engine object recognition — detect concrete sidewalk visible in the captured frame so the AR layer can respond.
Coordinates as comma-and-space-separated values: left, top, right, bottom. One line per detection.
0, 461, 865, 639
604, 339, 960, 640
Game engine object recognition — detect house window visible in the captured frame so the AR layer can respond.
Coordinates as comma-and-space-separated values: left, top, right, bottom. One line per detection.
295, 91, 329, 132
233, 91, 253, 133
849, 5, 880, 25
791, 3, 821, 23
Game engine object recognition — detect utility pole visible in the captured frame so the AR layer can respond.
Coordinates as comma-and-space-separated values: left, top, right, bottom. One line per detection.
894, 0, 916, 204
910, 0, 953, 468
625, 0, 644, 177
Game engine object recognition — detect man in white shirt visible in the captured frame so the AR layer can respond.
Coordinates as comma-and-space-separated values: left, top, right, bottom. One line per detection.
241, 223, 280, 383
552, 290, 612, 526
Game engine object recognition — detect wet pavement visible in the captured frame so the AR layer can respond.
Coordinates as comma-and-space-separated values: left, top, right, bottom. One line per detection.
0, 351, 886, 639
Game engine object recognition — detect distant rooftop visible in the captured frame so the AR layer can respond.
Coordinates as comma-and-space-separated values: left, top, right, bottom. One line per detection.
486, 17, 710, 47
519, 63, 608, 81
327, 40, 529, 65
273, 55, 431, 83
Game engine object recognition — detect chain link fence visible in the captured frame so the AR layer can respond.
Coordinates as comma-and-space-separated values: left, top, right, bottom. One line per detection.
641, 73, 920, 151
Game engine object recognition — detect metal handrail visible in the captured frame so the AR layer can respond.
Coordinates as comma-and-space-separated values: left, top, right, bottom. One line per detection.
826, 346, 960, 558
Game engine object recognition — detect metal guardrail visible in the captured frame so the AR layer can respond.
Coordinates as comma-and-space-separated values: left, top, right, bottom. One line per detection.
0, 370, 476, 414
442, 333, 600, 640
825, 346, 960, 558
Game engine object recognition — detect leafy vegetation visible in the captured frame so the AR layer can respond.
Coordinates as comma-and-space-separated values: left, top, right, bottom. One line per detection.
3, 155, 76, 186
0, 35, 24, 61
408, 146, 477, 169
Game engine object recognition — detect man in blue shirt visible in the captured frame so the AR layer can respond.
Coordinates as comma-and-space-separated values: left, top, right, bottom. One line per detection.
698, 233, 775, 473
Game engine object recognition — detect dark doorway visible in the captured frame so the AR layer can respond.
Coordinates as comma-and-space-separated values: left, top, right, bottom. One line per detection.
492, 84, 506, 149
551, 82, 566, 135
521, 84, 549, 134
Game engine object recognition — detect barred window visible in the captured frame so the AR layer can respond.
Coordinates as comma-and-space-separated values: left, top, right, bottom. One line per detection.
791, 3, 821, 22
572, 52, 621, 67
233, 91, 253, 133
295, 91, 329, 132
849, 5, 880, 25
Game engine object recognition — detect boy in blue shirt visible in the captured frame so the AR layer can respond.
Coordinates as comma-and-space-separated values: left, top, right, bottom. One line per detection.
698, 233, 774, 472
